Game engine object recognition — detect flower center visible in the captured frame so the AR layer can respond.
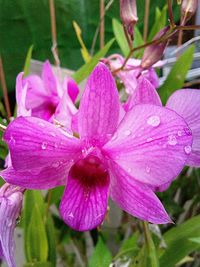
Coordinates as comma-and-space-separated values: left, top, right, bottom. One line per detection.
70, 155, 109, 187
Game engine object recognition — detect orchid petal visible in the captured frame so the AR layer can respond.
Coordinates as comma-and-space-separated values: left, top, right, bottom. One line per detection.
110, 163, 171, 224
124, 76, 162, 111
63, 77, 79, 103
103, 104, 192, 187
78, 63, 120, 146
0, 185, 23, 267
54, 90, 77, 131
60, 156, 110, 231
24, 75, 48, 109
1, 165, 68, 189
42, 60, 58, 96
3, 116, 81, 171
16, 73, 31, 117
166, 89, 200, 167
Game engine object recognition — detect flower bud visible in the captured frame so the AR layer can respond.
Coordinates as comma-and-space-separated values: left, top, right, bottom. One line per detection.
120, 0, 138, 40
141, 26, 170, 69
181, 0, 198, 23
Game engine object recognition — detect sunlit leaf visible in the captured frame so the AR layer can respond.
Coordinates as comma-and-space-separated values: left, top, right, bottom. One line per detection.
73, 38, 115, 84
159, 45, 195, 104
23, 45, 34, 77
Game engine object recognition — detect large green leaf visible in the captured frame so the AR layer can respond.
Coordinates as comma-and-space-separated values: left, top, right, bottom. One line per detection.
88, 237, 112, 267
159, 45, 195, 104
159, 215, 200, 267
73, 38, 115, 83
46, 214, 56, 267
24, 262, 53, 267
26, 205, 48, 262
148, 5, 167, 41
23, 190, 46, 261
133, 26, 144, 58
112, 18, 129, 57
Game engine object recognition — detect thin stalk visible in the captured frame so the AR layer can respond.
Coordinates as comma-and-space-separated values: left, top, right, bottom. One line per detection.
123, 24, 133, 49
100, 0, 105, 49
90, 0, 114, 55
49, 0, 60, 66
0, 56, 11, 119
143, 0, 150, 42
177, 17, 183, 57
112, 23, 200, 74
167, 0, 175, 28
0, 123, 6, 132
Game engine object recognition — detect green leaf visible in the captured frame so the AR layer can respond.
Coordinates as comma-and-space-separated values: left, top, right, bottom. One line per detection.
115, 232, 139, 259
23, 45, 34, 77
189, 237, 200, 244
26, 205, 48, 262
148, 5, 167, 41
143, 222, 159, 267
112, 18, 129, 57
23, 190, 46, 261
46, 215, 56, 267
133, 26, 144, 58
159, 45, 195, 104
159, 215, 200, 267
24, 262, 53, 267
88, 237, 112, 267
73, 38, 115, 84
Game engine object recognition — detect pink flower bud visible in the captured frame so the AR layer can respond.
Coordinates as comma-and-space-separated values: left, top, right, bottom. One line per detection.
181, 0, 198, 23
120, 0, 138, 40
141, 27, 170, 69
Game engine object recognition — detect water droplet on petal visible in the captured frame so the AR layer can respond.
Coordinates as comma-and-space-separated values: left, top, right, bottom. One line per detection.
52, 162, 60, 168
127, 168, 132, 173
68, 212, 74, 218
9, 136, 16, 145
177, 130, 182, 137
184, 145, 192, 154
168, 135, 177, 146
41, 142, 47, 150
38, 122, 45, 127
147, 115, 160, 127
50, 132, 56, 137
146, 166, 151, 173
184, 127, 192, 136
124, 129, 131, 136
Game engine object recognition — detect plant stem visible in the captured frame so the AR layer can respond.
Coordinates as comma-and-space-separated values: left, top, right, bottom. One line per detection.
49, 0, 60, 66
167, 0, 175, 28
0, 56, 11, 120
0, 123, 6, 132
100, 0, 105, 49
143, 0, 150, 42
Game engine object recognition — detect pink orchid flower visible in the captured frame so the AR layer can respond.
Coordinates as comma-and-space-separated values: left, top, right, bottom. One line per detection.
106, 54, 163, 95
17, 60, 79, 127
125, 75, 200, 169
0, 183, 23, 267
0, 63, 192, 231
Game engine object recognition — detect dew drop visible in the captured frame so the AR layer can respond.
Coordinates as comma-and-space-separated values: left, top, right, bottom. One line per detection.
9, 136, 16, 145
146, 137, 153, 142
127, 168, 132, 173
41, 142, 47, 150
168, 135, 177, 146
124, 129, 131, 136
177, 130, 182, 137
50, 132, 56, 137
68, 212, 74, 218
184, 145, 192, 154
38, 122, 45, 127
146, 166, 151, 173
147, 115, 160, 127
52, 162, 60, 168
